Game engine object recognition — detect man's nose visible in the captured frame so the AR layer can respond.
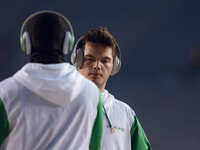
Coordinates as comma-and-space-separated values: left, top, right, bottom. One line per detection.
93, 61, 101, 70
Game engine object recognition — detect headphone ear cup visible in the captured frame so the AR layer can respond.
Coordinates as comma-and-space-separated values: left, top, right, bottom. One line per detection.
71, 48, 84, 68
63, 31, 74, 54
63, 32, 70, 54
111, 56, 121, 76
71, 49, 77, 66
69, 33, 74, 52
20, 34, 25, 52
20, 32, 31, 55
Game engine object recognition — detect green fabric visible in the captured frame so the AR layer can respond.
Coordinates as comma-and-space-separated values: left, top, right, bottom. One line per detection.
0, 98, 9, 146
130, 115, 152, 150
89, 89, 103, 150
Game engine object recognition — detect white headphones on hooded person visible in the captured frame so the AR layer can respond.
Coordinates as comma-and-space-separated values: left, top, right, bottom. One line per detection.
20, 10, 75, 55
71, 36, 121, 76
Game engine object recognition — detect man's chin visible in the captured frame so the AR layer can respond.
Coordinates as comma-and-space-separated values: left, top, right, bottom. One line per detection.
90, 79, 101, 86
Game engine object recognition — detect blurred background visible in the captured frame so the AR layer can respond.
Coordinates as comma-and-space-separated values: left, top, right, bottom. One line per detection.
0, 0, 199, 149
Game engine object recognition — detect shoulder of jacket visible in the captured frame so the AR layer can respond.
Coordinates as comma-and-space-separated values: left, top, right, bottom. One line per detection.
113, 98, 136, 117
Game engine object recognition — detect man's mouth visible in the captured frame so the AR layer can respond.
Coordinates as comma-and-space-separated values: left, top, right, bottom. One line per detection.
89, 72, 102, 77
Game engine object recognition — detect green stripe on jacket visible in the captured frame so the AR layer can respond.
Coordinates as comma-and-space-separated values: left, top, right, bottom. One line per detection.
130, 115, 152, 150
89, 89, 103, 150
0, 98, 9, 146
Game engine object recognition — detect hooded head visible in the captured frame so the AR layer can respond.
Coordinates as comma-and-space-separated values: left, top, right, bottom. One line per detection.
27, 12, 66, 64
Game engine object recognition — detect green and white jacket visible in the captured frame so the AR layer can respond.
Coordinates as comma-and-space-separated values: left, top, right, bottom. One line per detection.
0, 63, 103, 150
101, 90, 151, 150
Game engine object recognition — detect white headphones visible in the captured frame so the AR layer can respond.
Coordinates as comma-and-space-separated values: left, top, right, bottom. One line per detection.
20, 10, 75, 55
71, 36, 121, 76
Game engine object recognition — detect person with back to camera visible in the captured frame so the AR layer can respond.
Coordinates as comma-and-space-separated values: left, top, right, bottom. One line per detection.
0, 10, 103, 150
71, 27, 152, 150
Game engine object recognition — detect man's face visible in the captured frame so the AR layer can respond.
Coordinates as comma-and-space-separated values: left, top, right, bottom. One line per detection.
78, 41, 113, 92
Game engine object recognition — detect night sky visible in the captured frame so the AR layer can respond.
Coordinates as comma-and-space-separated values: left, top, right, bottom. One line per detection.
0, 0, 200, 149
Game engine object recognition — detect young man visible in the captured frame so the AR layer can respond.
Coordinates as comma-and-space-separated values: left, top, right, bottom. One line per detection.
71, 27, 152, 150
0, 10, 103, 150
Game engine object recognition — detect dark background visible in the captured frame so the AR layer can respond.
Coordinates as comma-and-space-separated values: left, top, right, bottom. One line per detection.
0, 0, 200, 149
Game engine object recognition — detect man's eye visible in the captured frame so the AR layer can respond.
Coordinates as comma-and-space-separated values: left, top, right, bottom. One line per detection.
102, 60, 108, 63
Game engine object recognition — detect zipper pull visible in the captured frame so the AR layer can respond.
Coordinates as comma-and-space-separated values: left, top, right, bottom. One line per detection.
111, 127, 115, 133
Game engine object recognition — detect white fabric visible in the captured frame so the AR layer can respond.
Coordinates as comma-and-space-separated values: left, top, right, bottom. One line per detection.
0, 63, 100, 150
101, 90, 135, 150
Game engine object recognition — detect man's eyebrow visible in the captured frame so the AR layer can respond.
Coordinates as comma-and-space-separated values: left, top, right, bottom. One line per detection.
102, 57, 112, 60
84, 54, 95, 58
84, 54, 112, 60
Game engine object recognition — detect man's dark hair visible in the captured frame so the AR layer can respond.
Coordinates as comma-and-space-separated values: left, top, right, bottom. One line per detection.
28, 13, 66, 64
81, 27, 117, 57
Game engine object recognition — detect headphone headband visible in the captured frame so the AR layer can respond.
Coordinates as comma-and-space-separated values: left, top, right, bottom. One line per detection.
20, 10, 74, 40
